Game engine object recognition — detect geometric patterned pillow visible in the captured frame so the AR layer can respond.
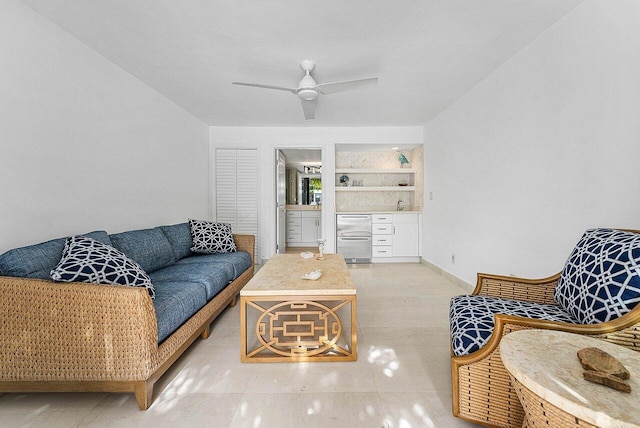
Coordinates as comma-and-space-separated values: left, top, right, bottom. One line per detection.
554, 228, 640, 324
188, 219, 236, 254
50, 235, 155, 299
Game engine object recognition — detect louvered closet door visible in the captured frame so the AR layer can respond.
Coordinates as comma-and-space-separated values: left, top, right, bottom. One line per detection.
215, 149, 259, 260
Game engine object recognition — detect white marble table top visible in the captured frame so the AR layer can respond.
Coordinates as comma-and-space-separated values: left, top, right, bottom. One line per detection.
241, 253, 355, 297
500, 330, 640, 428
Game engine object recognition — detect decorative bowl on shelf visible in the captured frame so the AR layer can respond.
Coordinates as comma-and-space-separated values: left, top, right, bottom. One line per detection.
398, 182, 408, 186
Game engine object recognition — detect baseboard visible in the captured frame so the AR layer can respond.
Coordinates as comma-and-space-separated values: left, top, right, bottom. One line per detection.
420, 258, 474, 291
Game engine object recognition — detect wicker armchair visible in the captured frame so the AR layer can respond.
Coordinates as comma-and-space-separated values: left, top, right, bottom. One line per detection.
451, 231, 640, 428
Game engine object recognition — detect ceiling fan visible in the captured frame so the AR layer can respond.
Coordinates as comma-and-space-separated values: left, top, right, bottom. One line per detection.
232, 60, 378, 120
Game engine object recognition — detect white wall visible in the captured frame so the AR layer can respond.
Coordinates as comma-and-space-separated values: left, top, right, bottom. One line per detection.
209, 126, 423, 262
423, 0, 640, 285
0, 0, 209, 253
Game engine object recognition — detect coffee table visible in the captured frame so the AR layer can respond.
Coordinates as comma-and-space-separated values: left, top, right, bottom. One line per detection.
240, 254, 357, 363
500, 330, 640, 428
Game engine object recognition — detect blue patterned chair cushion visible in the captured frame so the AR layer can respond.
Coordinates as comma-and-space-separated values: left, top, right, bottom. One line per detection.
189, 219, 236, 254
554, 229, 640, 324
449, 295, 576, 357
50, 236, 155, 299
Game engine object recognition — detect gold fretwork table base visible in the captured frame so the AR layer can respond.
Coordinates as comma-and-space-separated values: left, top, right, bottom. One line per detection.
240, 295, 357, 363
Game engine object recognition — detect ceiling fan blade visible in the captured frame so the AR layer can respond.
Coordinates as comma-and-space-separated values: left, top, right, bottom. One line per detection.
232, 82, 297, 94
301, 99, 316, 120
315, 77, 378, 95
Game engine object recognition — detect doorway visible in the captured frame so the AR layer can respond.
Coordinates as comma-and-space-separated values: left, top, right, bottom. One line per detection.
275, 148, 322, 255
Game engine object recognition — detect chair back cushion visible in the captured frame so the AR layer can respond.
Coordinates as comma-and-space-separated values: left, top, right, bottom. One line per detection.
554, 228, 640, 324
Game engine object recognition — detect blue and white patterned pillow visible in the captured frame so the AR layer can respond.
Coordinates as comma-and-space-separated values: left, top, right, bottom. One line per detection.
189, 219, 237, 254
50, 235, 155, 299
554, 228, 640, 324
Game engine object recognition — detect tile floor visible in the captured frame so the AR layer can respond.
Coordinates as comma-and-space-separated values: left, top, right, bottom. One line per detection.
0, 263, 479, 427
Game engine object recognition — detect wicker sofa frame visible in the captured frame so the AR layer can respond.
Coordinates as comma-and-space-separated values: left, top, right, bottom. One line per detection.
0, 234, 254, 410
451, 232, 640, 428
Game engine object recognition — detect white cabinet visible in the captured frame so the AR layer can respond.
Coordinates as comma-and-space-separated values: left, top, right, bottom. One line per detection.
371, 212, 419, 261
392, 213, 419, 257
372, 215, 392, 258
286, 210, 321, 246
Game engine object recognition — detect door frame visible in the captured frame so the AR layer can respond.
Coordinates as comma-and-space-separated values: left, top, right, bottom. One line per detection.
274, 147, 323, 254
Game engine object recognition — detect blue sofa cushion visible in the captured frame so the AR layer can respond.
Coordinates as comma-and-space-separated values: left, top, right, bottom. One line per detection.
110, 227, 174, 273
50, 236, 155, 299
189, 219, 236, 254
0, 230, 111, 279
175, 252, 252, 279
149, 260, 235, 301
158, 223, 193, 262
554, 228, 640, 324
152, 280, 208, 343
449, 295, 575, 357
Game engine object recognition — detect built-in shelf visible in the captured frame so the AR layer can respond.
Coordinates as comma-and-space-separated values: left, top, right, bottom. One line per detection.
335, 186, 415, 192
335, 168, 415, 174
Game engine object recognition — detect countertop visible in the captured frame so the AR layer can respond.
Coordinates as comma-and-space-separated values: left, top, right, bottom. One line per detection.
336, 210, 421, 214
285, 205, 322, 211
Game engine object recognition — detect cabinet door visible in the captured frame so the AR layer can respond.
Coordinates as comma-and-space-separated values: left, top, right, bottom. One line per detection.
392, 214, 419, 257
301, 217, 320, 243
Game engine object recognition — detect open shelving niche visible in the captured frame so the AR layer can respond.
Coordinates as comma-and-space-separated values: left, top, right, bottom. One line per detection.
335, 168, 416, 191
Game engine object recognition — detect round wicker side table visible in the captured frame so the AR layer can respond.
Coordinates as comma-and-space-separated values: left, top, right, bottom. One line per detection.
500, 330, 640, 428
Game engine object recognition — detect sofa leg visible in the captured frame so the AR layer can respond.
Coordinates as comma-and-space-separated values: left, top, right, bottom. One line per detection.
229, 295, 238, 308
134, 381, 153, 410
201, 325, 210, 339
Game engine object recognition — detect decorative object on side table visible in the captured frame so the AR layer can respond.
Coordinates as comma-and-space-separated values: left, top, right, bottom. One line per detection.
578, 347, 631, 392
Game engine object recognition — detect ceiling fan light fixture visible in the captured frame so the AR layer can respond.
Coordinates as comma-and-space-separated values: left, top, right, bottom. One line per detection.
298, 88, 319, 101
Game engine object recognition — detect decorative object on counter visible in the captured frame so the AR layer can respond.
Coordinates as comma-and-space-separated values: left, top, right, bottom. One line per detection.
301, 269, 322, 280
317, 238, 326, 260
578, 347, 631, 392
339, 175, 349, 186
300, 251, 314, 259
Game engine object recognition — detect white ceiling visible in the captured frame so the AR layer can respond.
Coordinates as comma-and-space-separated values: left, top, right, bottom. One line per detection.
21, 0, 582, 127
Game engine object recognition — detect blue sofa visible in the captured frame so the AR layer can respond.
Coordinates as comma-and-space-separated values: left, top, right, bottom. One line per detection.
0, 223, 254, 409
